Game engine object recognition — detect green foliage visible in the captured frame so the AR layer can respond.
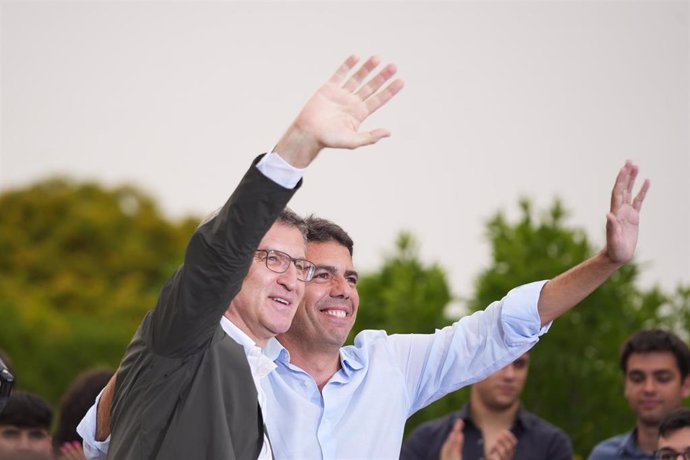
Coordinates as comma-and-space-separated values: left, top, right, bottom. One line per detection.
352, 232, 452, 338
467, 198, 666, 456
0, 178, 197, 404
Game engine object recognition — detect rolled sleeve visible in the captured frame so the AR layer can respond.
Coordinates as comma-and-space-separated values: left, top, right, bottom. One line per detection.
76, 390, 110, 460
500, 280, 551, 345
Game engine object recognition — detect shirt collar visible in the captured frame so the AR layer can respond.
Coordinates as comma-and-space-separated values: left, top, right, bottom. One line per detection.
220, 316, 277, 379
266, 339, 365, 374
339, 346, 365, 372
265, 335, 289, 362
220, 316, 257, 350
460, 402, 526, 432
620, 428, 649, 457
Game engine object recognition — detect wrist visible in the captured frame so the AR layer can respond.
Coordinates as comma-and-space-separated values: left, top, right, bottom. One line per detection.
596, 248, 625, 271
274, 124, 322, 168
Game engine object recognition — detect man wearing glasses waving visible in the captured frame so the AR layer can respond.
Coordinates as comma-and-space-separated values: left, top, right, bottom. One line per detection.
655, 408, 690, 460
90, 54, 403, 460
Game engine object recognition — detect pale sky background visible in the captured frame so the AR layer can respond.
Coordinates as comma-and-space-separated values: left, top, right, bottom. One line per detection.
2, 1, 688, 311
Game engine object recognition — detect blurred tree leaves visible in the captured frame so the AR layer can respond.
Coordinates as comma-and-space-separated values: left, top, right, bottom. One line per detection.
351, 232, 452, 338
0, 178, 197, 403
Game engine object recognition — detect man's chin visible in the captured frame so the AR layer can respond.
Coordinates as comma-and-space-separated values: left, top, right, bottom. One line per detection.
637, 411, 665, 427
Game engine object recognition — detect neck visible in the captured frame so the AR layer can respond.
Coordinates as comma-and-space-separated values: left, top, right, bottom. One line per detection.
223, 312, 267, 348
469, 396, 519, 432
635, 420, 661, 455
278, 335, 341, 391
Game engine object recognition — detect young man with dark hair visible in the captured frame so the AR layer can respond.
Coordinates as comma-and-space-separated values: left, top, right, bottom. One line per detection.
0, 391, 53, 459
589, 330, 690, 459
401, 352, 572, 460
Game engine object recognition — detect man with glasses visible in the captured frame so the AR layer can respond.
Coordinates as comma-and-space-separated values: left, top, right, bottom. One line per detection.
655, 408, 690, 460
85, 54, 403, 460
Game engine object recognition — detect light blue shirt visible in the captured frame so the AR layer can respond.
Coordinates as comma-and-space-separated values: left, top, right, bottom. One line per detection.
262, 280, 549, 460
79, 276, 549, 460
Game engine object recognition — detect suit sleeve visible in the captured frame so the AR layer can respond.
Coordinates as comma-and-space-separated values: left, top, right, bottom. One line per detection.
146, 156, 300, 357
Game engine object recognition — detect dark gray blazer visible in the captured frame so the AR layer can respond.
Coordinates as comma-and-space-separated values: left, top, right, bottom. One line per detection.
109, 157, 298, 459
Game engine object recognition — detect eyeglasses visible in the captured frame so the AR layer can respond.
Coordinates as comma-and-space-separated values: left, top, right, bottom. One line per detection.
655, 448, 690, 460
255, 249, 316, 282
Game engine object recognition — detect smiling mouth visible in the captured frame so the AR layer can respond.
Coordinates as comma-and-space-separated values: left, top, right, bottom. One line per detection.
324, 310, 346, 318
271, 296, 291, 306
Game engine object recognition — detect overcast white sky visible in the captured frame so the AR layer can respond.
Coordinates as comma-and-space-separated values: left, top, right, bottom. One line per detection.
2, 1, 688, 308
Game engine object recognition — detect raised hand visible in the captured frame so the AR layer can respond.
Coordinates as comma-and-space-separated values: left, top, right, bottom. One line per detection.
439, 419, 464, 460
605, 160, 650, 264
275, 55, 404, 168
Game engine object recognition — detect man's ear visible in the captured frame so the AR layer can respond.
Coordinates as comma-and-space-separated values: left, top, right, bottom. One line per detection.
681, 375, 690, 399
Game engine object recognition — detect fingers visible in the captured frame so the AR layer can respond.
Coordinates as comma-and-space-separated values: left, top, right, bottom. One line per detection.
488, 430, 517, 460
632, 178, 650, 211
330, 54, 405, 112
343, 56, 381, 92
610, 161, 631, 212
439, 419, 464, 460
366, 79, 405, 115
329, 55, 360, 85
59, 441, 87, 460
356, 63, 398, 100
610, 160, 648, 213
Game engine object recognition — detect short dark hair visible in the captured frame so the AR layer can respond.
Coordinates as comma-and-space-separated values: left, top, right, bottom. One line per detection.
659, 407, 690, 436
620, 329, 690, 379
304, 215, 354, 256
52, 368, 114, 450
198, 207, 307, 241
0, 391, 52, 429
276, 208, 308, 242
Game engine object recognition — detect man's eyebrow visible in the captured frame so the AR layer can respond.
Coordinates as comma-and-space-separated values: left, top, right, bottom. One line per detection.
315, 265, 337, 273
314, 265, 359, 278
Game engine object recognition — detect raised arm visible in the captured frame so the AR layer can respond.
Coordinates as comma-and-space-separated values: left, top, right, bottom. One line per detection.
537, 160, 650, 325
274, 55, 404, 168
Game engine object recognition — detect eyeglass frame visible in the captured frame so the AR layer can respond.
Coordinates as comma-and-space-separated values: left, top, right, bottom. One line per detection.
255, 249, 316, 282
654, 447, 690, 460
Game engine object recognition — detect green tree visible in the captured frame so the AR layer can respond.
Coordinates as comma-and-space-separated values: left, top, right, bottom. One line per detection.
467, 198, 666, 457
0, 178, 198, 404
352, 232, 452, 338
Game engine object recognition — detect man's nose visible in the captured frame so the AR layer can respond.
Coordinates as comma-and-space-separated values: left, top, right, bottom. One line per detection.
16, 432, 32, 449
330, 275, 352, 298
277, 263, 299, 291
642, 377, 657, 393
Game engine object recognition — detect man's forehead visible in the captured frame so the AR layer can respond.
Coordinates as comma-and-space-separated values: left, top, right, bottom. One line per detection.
260, 223, 307, 254
627, 351, 679, 371
307, 241, 354, 265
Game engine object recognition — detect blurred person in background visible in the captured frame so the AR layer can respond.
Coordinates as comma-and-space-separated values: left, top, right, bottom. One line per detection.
589, 329, 690, 459
0, 390, 53, 459
401, 352, 572, 460
52, 369, 113, 460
